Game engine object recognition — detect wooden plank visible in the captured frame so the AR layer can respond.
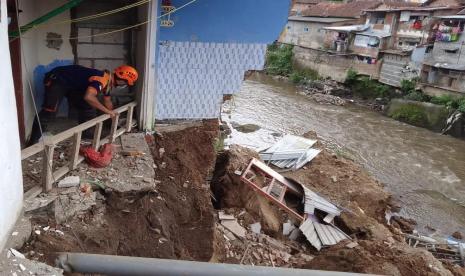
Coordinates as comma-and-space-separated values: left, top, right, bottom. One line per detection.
70, 132, 82, 170
126, 105, 134, 132
54, 156, 85, 182
53, 166, 70, 182
240, 174, 304, 222
42, 144, 55, 192
50, 102, 136, 144
21, 143, 44, 160
24, 186, 43, 201
22, 102, 136, 160
92, 122, 103, 150
100, 136, 110, 146
279, 186, 287, 203
249, 158, 302, 195
110, 114, 120, 143
115, 128, 126, 138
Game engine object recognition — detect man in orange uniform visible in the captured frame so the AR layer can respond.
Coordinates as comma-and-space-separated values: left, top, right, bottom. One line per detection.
28, 65, 138, 145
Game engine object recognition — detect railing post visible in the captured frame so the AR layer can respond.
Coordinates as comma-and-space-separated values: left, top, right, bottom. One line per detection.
42, 144, 55, 192
110, 114, 120, 143
69, 132, 82, 170
126, 105, 134, 132
92, 122, 103, 150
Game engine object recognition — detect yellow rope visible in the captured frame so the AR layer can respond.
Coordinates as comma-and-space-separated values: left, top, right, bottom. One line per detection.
46, 0, 197, 41
12, 0, 197, 42
43, 0, 151, 27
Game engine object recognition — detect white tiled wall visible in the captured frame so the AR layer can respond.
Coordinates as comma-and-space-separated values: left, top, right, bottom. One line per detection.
156, 41, 267, 119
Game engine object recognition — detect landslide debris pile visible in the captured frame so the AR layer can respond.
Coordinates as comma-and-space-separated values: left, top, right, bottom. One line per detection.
211, 143, 461, 275
15, 122, 465, 276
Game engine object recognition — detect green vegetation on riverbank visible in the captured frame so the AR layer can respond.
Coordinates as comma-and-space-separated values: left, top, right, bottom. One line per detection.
345, 68, 394, 99
345, 70, 465, 113
388, 104, 429, 127
345, 69, 464, 134
400, 79, 465, 112
265, 44, 320, 84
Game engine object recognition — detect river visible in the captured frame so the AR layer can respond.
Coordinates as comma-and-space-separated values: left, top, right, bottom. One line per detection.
225, 73, 465, 236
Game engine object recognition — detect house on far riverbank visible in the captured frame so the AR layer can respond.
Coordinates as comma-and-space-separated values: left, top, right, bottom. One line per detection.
420, 14, 465, 96
281, 0, 465, 95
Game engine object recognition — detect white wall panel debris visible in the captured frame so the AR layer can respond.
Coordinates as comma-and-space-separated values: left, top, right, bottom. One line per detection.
156, 41, 267, 119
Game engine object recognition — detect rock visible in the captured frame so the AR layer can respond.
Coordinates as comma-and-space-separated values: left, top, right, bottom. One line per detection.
391, 216, 417, 233
24, 194, 57, 213
70, 194, 80, 200
218, 211, 235, 220
159, 148, 165, 158
221, 220, 246, 238
231, 123, 261, 133
80, 183, 92, 195
282, 220, 296, 236
299, 253, 314, 262
289, 228, 301, 240
281, 252, 292, 262
58, 176, 80, 188
9, 248, 25, 259
263, 235, 288, 252
452, 231, 463, 240
310, 93, 346, 106
331, 175, 338, 183
346, 241, 359, 249
250, 222, 262, 234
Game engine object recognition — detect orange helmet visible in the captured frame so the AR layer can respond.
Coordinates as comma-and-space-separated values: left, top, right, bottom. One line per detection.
114, 65, 138, 86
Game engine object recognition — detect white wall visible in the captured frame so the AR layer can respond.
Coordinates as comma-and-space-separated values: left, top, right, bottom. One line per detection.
0, 0, 24, 250
279, 20, 327, 49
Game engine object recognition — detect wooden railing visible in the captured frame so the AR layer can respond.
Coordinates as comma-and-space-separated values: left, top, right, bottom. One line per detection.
21, 102, 137, 192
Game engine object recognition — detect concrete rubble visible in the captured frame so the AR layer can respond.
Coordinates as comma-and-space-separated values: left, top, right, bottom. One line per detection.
24, 193, 57, 213
282, 220, 296, 236
57, 176, 80, 188
297, 79, 350, 106
250, 222, 261, 234
0, 248, 63, 276
221, 218, 247, 239
217, 217, 314, 267
69, 133, 157, 193
54, 188, 98, 224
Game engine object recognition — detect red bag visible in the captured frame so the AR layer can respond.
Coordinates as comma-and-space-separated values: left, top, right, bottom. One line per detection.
80, 143, 113, 168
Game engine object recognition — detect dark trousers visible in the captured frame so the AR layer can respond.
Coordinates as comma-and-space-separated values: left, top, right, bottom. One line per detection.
29, 81, 97, 146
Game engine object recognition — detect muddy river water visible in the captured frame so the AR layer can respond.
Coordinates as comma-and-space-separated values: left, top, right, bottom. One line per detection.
227, 73, 465, 236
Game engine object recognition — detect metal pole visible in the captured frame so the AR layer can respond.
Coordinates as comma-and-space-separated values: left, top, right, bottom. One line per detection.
57, 253, 372, 276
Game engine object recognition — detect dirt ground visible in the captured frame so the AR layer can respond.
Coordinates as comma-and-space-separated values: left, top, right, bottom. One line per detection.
211, 132, 465, 276
18, 122, 465, 275
21, 120, 219, 266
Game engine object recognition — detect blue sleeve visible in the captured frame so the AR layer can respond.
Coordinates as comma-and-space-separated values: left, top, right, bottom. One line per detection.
88, 81, 102, 94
